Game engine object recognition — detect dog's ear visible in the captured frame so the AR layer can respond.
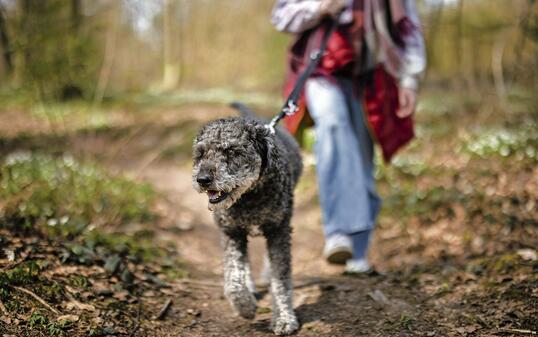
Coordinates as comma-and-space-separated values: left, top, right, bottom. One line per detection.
251, 124, 273, 174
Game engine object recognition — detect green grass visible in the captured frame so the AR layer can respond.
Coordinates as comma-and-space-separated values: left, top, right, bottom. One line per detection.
28, 311, 69, 337
0, 153, 186, 337
0, 261, 64, 316
459, 124, 538, 164
0, 153, 188, 283
0, 153, 156, 237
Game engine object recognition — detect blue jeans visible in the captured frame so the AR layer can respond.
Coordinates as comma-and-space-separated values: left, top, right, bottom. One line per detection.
305, 77, 381, 239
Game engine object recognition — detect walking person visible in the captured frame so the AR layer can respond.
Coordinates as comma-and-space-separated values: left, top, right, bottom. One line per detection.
271, 0, 426, 273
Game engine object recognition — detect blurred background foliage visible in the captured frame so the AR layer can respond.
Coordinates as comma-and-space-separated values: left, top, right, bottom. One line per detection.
0, 0, 536, 105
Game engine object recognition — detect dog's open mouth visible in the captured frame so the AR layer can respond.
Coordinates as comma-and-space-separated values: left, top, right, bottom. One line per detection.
207, 190, 229, 204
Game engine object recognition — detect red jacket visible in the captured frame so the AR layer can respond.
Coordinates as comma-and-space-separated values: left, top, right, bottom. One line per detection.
280, 10, 422, 162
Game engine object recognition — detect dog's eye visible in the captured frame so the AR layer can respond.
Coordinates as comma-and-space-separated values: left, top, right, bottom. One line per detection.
194, 148, 205, 160
224, 147, 240, 157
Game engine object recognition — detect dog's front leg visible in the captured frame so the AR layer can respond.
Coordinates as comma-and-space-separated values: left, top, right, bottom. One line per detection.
221, 229, 257, 319
266, 225, 299, 335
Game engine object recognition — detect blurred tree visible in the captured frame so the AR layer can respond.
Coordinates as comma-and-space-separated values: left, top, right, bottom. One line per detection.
71, 0, 81, 32
424, 0, 537, 99
0, 2, 13, 74
0, 0, 536, 99
162, 0, 181, 90
94, 1, 118, 105
6, 0, 99, 100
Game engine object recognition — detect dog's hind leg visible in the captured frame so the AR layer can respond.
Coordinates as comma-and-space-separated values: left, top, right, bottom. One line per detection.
265, 225, 299, 335
221, 229, 257, 319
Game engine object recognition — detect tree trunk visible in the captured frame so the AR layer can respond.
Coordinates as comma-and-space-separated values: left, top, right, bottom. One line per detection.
71, 0, 82, 33
18, 0, 48, 97
93, 4, 118, 105
425, 1, 444, 79
513, 0, 536, 81
492, 29, 509, 111
0, 4, 13, 74
162, 0, 180, 91
452, 0, 465, 91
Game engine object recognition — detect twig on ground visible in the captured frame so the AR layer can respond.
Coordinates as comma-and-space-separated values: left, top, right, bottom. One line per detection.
293, 278, 325, 290
504, 329, 537, 335
0, 256, 29, 271
177, 279, 222, 288
0, 298, 8, 315
64, 289, 96, 312
155, 298, 172, 320
128, 298, 142, 337
12, 286, 61, 315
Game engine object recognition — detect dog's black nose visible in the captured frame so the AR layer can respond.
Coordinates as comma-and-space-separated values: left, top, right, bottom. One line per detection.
197, 175, 213, 186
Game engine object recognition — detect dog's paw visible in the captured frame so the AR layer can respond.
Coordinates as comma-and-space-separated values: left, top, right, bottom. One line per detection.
228, 291, 257, 320
271, 314, 299, 335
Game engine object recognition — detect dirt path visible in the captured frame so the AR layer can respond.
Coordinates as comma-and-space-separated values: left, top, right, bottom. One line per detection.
111, 107, 536, 337
133, 161, 449, 337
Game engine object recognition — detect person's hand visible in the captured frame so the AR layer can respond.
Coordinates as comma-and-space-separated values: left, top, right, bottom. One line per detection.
396, 87, 417, 118
320, 0, 347, 18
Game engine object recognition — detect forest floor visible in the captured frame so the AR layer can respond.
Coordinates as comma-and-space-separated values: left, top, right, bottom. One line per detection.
0, 92, 536, 336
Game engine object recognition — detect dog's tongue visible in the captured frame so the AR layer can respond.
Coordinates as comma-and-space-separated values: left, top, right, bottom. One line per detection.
207, 190, 219, 200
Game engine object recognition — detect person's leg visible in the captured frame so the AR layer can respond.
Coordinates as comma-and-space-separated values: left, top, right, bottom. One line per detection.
342, 79, 382, 226
346, 230, 373, 272
305, 77, 377, 264
340, 79, 382, 271
350, 229, 371, 260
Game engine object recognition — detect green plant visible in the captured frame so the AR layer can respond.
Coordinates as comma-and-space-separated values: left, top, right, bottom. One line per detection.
460, 124, 538, 163
0, 153, 156, 237
0, 261, 41, 298
28, 312, 67, 337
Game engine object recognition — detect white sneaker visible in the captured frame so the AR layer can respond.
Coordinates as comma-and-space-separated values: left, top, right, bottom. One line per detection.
345, 258, 372, 274
323, 234, 352, 264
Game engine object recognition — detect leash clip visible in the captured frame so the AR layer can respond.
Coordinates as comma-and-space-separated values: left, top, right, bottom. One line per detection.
265, 99, 298, 135
265, 118, 277, 135
283, 100, 298, 116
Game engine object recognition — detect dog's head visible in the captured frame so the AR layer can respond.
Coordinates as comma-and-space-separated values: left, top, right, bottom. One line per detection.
192, 118, 272, 211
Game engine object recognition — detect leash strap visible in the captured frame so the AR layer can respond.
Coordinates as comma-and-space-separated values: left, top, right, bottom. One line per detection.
267, 16, 342, 134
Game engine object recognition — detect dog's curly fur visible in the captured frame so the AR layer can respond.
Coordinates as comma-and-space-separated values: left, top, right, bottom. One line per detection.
192, 109, 302, 335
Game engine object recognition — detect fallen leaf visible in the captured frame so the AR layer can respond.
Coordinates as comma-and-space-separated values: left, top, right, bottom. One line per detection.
1, 316, 12, 324
517, 249, 537, 261
256, 307, 271, 314
368, 289, 389, 304
92, 281, 113, 297
104, 255, 121, 274
143, 290, 156, 297
142, 273, 168, 287
57, 314, 79, 324
186, 308, 201, 316
113, 290, 129, 301
64, 299, 95, 312
120, 268, 134, 284
302, 321, 321, 331
2, 249, 15, 262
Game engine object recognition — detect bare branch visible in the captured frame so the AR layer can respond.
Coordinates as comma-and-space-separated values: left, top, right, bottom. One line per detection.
12, 286, 61, 315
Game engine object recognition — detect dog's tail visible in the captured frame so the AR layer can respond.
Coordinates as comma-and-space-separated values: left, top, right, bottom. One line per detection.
230, 101, 256, 119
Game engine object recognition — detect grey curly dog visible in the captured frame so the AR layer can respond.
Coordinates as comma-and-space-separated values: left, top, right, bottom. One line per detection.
192, 103, 302, 335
